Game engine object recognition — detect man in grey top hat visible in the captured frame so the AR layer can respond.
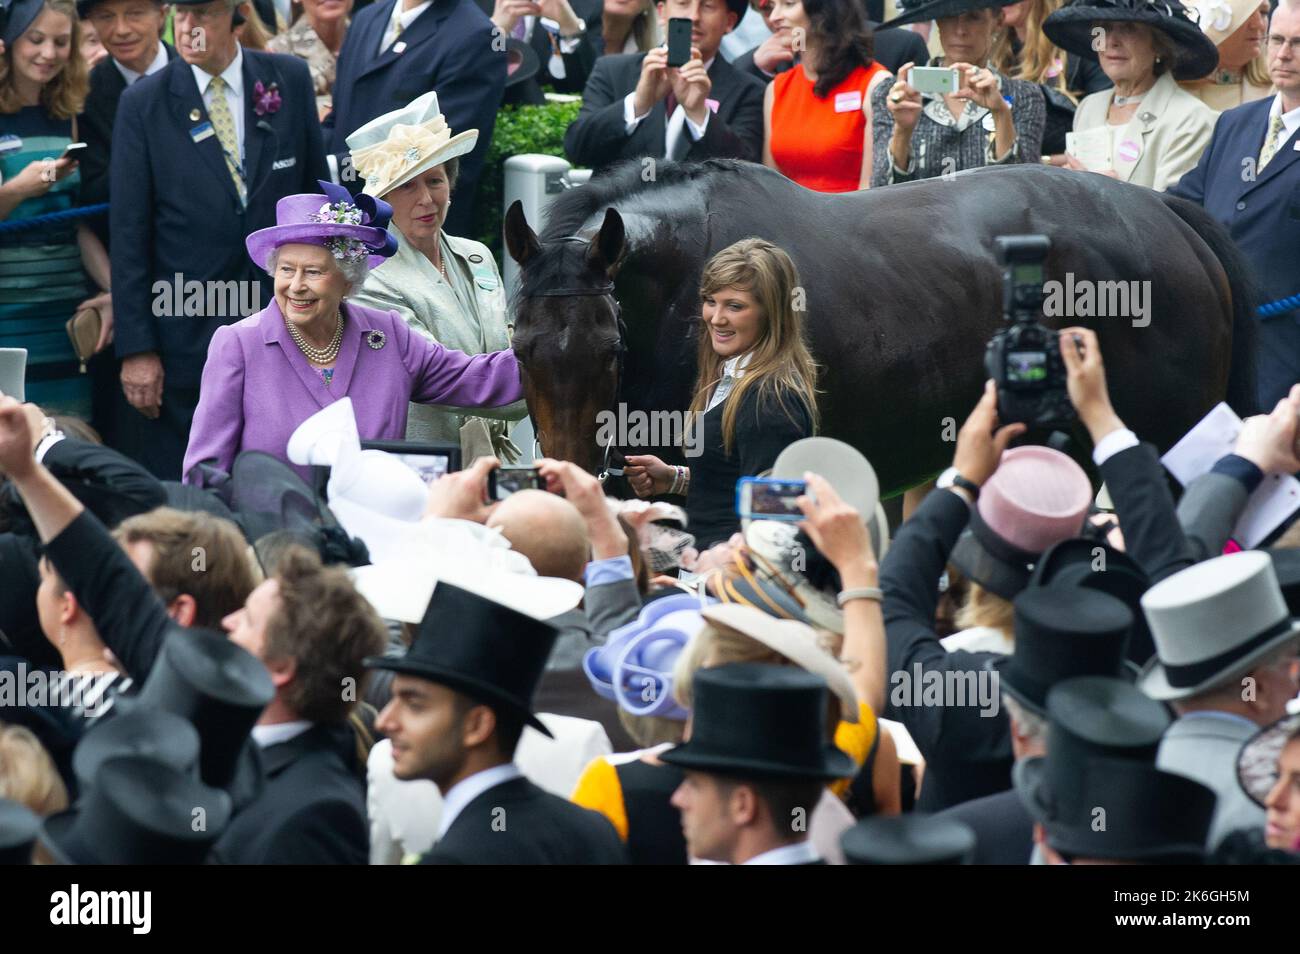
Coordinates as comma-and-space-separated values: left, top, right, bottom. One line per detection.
1141, 550, 1300, 847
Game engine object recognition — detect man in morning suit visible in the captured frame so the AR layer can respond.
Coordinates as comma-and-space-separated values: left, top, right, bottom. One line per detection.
369, 580, 627, 864
110, 0, 327, 479
323, 0, 506, 235
564, 0, 765, 172
1170, 0, 1300, 410
479, 0, 601, 104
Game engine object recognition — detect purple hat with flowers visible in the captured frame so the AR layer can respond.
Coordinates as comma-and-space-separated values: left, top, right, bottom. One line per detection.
245, 180, 399, 271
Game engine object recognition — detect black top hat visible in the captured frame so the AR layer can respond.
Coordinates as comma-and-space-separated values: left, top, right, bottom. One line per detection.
1030, 538, 1155, 668
132, 626, 273, 791
0, 798, 40, 866
841, 814, 976, 864
75, 0, 161, 18
1042, 0, 1220, 81
1014, 676, 1215, 862
72, 709, 200, 794
505, 38, 541, 89
993, 584, 1133, 716
659, 663, 857, 780
365, 581, 559, 736
879, 0, 1022, 29
40, 756, 232, 864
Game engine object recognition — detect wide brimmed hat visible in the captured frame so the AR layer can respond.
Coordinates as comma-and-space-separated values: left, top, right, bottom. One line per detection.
768, 436, 891, 561
0, 799, 39, 866
659, 663, 857, 781
879, 0, 1022, 29
1042, 0, 1221, 81
1139, 550, 1300, 701
345, 91, 479, 199
1185, 0, 1266, 45
841, 814, 976, 865
245, 180, 398, 271
949, 446, 1092, 600
1237, 712, 1300, 807
365, 580, 560, 736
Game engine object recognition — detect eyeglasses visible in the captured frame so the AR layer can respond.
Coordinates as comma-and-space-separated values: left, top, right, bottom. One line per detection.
1267, 35, 1300, 54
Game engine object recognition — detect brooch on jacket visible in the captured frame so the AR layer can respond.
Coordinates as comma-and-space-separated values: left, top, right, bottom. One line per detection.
253, 81, 282, 117
366, 330, 386, 350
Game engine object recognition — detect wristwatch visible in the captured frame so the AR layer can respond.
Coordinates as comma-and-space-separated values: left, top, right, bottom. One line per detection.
936, 466, 980, 501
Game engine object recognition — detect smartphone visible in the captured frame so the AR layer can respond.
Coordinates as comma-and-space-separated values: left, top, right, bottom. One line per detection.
736, 477, 809, 522
666, 17, 693, 68
60, 142, 88, 158
909, 66, 959, 96
489, 466, 545, 501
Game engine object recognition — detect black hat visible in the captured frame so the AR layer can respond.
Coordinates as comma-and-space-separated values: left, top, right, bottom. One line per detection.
3, 0, 45, 46
1042, 0, 1220, 81
505, 38, 540, 90
1015, 676, 1215, 862
0, 798, 40, 866
725, 0, 748, 24
75, 0, 162, 20
993, 584, 1133, 716
659, 663, 857, 780
72, 709, 200, 793
131, 626, 273, 791
365, 581, 560, 736
1030, 538, 1155, 668
40, 756, 232, 864
879, 0, 1022, 29
841, 814, 976, 865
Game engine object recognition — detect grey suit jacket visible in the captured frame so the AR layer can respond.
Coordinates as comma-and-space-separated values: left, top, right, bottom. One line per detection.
1157, 711, 1262, 848
1176, 471, 1250, 560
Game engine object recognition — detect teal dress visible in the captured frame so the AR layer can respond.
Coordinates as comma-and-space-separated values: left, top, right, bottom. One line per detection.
0, 107, 92, 417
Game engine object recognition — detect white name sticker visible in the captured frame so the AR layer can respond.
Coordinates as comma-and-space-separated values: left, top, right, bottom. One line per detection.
834, 91, 862, 113
272, 157, 297, 170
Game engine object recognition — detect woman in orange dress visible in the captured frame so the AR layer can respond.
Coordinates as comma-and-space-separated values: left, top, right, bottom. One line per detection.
762, 0, 892, 192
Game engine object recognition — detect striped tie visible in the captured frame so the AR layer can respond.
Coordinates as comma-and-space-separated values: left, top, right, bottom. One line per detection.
1258, 114, 1286, 172
207, 75, 246, 205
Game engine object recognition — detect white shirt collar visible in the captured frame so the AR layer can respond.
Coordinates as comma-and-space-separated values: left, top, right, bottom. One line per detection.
1268, 93, 1300, 140
395, 0, 433, 31
251, 719, 312, 747
722, 350, 753, 378
113, 41, 168, 86
743, 840, 820, 865
436, 763, 522, 839
191, 44, 244, 98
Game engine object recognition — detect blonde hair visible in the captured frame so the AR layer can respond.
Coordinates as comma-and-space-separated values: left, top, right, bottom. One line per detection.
954, 581, 1016, 637
617, 709, 685, 748
0, 0, 89, 120
632, 2, 660, 51
991, 0, 1076, 101
0, 723, 69, 817
688, 239, 819, 456
236, 0, 275, 50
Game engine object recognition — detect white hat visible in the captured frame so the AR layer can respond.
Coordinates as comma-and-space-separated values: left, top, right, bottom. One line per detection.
345, 91, 479, 199
768, 436, 891, 560
1139, 550, 1300, 701
286, 397, 360, 467
0, 348, 26, 402
1186, 0, 1265, 45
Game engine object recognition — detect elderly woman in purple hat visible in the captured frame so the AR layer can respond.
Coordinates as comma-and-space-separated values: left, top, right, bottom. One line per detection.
181, 181, 523, 483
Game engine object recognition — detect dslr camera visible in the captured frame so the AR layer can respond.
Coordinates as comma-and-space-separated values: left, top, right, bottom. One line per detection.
984, 235, 1075, 430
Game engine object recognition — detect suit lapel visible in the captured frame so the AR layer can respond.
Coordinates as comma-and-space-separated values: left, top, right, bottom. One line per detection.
1244, 106, 1300, 196
358, 0, 446, 81
242, 52, 273, 200
1112, 73, 1175, 182
167, 57, 240, 204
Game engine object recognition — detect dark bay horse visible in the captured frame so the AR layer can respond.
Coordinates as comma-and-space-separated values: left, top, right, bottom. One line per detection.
505, 159, 1255, 494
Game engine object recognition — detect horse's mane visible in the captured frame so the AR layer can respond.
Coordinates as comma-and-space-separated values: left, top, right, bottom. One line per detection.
539, 158, 753, 241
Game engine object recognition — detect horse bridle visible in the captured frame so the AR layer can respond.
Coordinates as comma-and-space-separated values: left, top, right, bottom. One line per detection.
526, 237, 627, 482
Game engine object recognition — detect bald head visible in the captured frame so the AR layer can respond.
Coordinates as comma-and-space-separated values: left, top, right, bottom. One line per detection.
487, 490, 590, 583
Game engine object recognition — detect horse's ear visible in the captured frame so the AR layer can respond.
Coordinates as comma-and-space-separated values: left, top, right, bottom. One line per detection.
504, 200, 541, 266
586, 207, 625, 277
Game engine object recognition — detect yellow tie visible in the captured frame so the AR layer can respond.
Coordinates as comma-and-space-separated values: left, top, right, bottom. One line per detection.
1259, 114, 1286, 172
207, 75, 246, 205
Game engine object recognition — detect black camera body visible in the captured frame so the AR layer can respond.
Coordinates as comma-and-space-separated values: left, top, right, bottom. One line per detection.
984, 235, 1075, 430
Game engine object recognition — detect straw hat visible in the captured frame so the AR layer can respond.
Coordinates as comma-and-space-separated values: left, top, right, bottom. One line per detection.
345, 91, 479, 199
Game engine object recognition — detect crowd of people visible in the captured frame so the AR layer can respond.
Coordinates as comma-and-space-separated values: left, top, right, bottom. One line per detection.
0, 0, 1298, 867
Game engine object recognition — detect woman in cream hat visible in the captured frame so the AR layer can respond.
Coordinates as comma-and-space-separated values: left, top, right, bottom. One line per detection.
1181, 0, 1273, 110
345, 92, 526, 461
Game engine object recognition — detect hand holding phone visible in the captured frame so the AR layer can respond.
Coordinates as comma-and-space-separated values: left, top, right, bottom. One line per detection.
908, 66, 959, 96
736, 476, 810, 522
60, 142, 88, 159
666, 16, 692, 68
488, 466, 545, 502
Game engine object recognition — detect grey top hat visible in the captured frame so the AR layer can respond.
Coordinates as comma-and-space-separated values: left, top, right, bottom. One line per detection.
1139, 551, 1300, 701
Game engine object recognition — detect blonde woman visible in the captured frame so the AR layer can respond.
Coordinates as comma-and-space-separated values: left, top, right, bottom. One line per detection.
625, 238, 818, 548
1181, 0, 1273, 110
0, 723, 69, 817
594, 0, 661, 54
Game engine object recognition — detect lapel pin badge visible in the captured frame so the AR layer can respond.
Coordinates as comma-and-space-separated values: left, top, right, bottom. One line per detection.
366, 330, 387, 350
393, 40, 407, 54
190, 108, 202, 122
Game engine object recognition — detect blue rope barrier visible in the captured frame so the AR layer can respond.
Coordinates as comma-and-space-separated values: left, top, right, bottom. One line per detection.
1259, 293, 1300, 318
0, 203, 108, 235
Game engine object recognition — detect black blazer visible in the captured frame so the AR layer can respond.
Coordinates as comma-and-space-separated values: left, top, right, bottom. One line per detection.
110, 50, 328, 388
324, 0, 505, 236
210, 724, 369, 865
564, 51, 765, 172
79, 44, 178, 246
934, 788, 1033, 865
732, 26, 928, 84
420, 775, 628, 864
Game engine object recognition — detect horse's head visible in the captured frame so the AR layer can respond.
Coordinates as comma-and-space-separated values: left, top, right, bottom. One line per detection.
506, 200, 626, 475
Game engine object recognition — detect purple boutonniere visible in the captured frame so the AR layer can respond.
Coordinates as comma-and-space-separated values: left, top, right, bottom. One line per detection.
253, 81, 282, 117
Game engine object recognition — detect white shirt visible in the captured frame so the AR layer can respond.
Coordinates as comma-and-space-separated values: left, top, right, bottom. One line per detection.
113, 42, 169, 87
623, 55, 716, 161
191, 45, 246, 161
1092, 427, 1139, 466
380, 0, 433, 54
435, 762, 522, 840
251, 720, 312, 747
1265, 93, 1300, 151
743, 840, 821, 865
706, 349, 752, 412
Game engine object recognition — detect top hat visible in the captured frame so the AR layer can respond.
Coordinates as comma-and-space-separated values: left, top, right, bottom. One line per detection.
346, 91, 480, 199
365, 580, 561, 736
994, 584, 1134, 716
1139, 550, 1300, 701
1042, 0, 1221, 80
879, 0, 1023, 28
245, 180, 398, 272
72, 709, 201, 794
40, 756, 232, 865
1014, 676, 1215, 862
0, 798, 40, 866
1237, 712, 1300, 808
841, 814, 977, 865
505, 37, 541, 89
949, 446, 1092, 600
76, 0, 162, 18
660, 663, 857, 780
0, 348, 26, 402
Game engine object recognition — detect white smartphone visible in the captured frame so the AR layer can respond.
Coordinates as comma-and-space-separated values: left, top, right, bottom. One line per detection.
909, 66, 959, 96
60, 142, 88, 158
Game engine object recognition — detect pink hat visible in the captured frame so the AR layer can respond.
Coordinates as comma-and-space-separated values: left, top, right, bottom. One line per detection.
949, 446, 1092, 599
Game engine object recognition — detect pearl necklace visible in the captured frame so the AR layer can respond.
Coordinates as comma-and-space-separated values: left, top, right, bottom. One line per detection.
287, 310, 344, 364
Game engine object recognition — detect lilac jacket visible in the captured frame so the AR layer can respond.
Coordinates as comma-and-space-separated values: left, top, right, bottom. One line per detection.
182, 300, 523, 483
